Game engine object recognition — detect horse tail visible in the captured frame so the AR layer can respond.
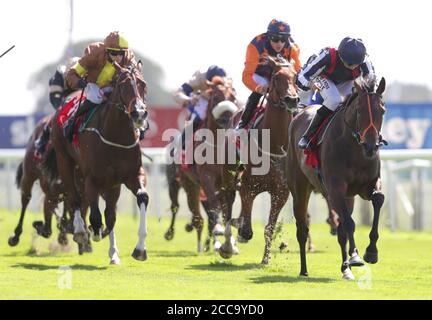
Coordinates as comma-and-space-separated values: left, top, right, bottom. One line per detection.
41, 147, 59, 184
15, 161, 23, 189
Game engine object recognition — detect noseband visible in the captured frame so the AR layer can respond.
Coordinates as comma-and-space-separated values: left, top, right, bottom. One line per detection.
343, 93, 387, 148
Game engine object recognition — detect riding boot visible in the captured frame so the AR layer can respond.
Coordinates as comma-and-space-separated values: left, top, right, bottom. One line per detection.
35, 123, 51, 157
181, 115, 201, 150
64, 100, 98, 142
298, 105, 333, 149
235, 91, 262, 131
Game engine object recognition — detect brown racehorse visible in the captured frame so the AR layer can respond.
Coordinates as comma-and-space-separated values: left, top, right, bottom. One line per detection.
219, 56, 299, 264
43, 62, 149, 264
165, 77, 238, 252
287, 78, 386, 279
7, 116, 90, 252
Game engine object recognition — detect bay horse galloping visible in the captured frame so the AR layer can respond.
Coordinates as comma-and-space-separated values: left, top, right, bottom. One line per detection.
287, 78, 386, 279
45, 62, 149, 264
165, 77, 238, 252
8, 116, 77, 250
219, 56, 299, 263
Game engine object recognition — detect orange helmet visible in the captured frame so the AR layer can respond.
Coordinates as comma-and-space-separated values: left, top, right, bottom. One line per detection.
104, 31, 129, 51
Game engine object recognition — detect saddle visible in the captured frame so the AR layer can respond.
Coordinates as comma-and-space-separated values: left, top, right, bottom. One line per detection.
57, 92, 87, 145
304, 103, 345, 169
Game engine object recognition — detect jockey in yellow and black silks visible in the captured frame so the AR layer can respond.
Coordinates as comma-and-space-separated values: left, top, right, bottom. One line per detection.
63, 31, 142, 142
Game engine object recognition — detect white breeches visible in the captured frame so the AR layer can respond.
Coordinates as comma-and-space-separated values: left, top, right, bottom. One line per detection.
314, 76, 354, 111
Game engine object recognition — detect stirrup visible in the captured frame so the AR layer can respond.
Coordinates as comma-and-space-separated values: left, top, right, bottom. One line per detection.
298, 136, 311, 150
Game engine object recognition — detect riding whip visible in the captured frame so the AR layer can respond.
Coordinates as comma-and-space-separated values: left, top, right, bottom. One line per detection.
0, 45, 15, 58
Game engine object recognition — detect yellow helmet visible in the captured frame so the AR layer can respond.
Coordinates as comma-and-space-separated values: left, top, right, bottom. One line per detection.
104, 31, 129, 51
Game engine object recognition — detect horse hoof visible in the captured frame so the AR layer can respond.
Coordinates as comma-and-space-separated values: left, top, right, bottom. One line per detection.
92, 234, 101, 242
58, 235, 68, 246
330, 228, 338, 236
219, 249, 233, 260
73, 232, 88, 245
364, 251, 378, 264
237, 235, 249, 244
8, 236, 19, 247
299, 272, 309, 277
33, 221, 51, 238
185, 223, 194, 233
132, 248, 147, 261
83, 241, 93, 253
308, 244, 317, 253
261, 257, 269, 265
164, 230, 174, 241
110, 255, 121, 265
342, 269, 355, 280
349, 254, 365, 267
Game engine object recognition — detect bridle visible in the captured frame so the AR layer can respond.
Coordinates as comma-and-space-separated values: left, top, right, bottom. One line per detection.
81, 66, 147, 149
107, 66, 146, 116
266, 65, 299, 113
342, 92, 387, 148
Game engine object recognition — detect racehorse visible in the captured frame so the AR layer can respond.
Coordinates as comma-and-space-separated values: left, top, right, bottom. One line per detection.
43, 62, 149, 264
219, 56, 299, 264
287, 78, 386, 279
7, 116, 91, 253
165, 77, 238, 252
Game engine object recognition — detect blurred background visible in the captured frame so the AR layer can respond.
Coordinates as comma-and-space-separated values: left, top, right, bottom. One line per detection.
1, 0, 431, 232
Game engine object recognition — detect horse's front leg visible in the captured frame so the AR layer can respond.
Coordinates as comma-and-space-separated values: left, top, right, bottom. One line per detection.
126, 168, 149, 261
33, 195, 56, 238
85, 177, 103, 242
344, 197, 364, 267
262, 191, 289, 265
237, 181, 258, 243
104, 186, 121, 265
329, 185, 362, 280
364, 178, 385, 264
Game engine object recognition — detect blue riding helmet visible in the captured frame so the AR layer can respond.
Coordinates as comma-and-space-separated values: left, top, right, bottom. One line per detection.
206, 65, 227, 81
267, 19, 290, 36
338, 37, 366, 65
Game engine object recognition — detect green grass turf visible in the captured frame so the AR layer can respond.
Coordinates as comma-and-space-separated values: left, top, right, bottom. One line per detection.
0, 210, 431, 299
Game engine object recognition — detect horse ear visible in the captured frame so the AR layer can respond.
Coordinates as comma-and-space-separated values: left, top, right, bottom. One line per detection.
376, 77, 386, 96
137, 59, 143, 72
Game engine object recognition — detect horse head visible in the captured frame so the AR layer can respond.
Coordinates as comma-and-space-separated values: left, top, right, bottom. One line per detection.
261, 55, 299, 112
347, 77, 386, 158
205, 76, 238, 128
110, 62, 148, 130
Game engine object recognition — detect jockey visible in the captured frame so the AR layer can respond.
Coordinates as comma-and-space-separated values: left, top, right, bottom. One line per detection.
296, 37, 376, 150
173, 65, 229, 150
63, 31, 145, 142
235, 19, 301, 130
34, 57, 79, 158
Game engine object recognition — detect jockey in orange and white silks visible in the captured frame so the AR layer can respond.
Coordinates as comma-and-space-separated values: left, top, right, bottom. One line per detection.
235, 19, 302, 130
296, 37, 377, 150
63, 31, 143, 142
173, 65, 237, 150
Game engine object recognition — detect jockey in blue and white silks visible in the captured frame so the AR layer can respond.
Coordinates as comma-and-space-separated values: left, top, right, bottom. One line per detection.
296, 37, 376, 150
